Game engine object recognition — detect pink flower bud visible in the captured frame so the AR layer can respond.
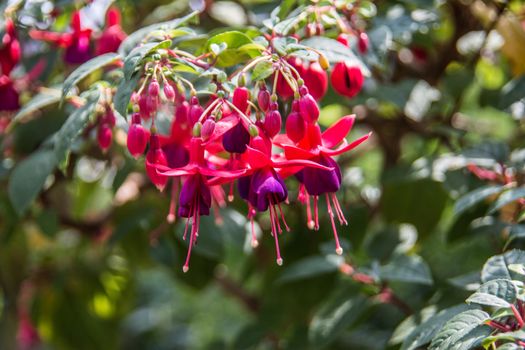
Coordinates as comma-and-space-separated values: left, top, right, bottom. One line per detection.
148, 79, 160, 97
201, 119, 216, 141
298, 87, 319, 123
286, 109, 306, 142
163, 84, 175, 101
189, 96, 204, 125
336, 33, 349, 47
258, 87, 270, 112
264, 110, 282, 138
175, 100, 190, 125
103, 110, 116, 127
97, 124, 112, 150
127, 114, 148, 158
233, 86, 250, 114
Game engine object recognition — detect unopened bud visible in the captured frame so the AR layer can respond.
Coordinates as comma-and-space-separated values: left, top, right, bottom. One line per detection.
192, 121, 202, 137
318, 54, 329, 70
248, 124, 259, 137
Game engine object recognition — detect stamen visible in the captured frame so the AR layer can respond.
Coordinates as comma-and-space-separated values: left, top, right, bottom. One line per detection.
331, 193, 348, 225
167, 180, 179, 223
269, 202, 283, 265
326, 194, 343, 255
250, 217, 259, 248
269, 199, 282, 234
275, 196, 290, 232
306, 192, 314, 230
313, 196, 320, 230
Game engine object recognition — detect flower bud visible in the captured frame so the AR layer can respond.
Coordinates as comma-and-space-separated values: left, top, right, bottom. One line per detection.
127, 116, 148, 158
286, 106, 306, 143
233, 86, 250, 114
249, 124, 259, 137
189, 96, 204, 125
148, 79, 160, 97
201, 119, 216, 141
175, 100, 190, 125
97, 124, 112, 150
257, 87, 270, 112
264, 110, 282, 138
103, 110, 116, 127
318, 54, 329, 71
298, 87, 319, 123
192, 121, 202, 137
163, 83, 175, 101
303, 62, 328, 100
358, 32, 369, 54
331, 61, 364, 98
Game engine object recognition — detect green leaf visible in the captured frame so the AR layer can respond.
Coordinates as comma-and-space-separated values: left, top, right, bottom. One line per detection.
62, 53, 120, 101
11, 89, 61, 124
273, 15, 302, 35
8, 149, 57, 215
482, 250, 525, 283
399, 305, 472, 350
54, 91, 100, 169
277, 255, 343, 283
380, 254, 433, 285
454, 185, 505, 216
114, 73, 141, 118
429, 310, 490, 350
301, 37, 370, 76
488, 187, 525, 214
206, 31, 261, 67
482, 330, 525, 348
124, 40, 171, 80
118, 11, 198, 56
308, 293, 368, 348
466, 279, 517, 308
251, 60, 274, 81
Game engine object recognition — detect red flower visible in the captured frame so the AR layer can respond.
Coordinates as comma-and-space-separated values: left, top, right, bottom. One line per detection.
95, 7, 127, 55
331, 61, 364, 98
30, 11, 92, 64
0, 19, 21, 75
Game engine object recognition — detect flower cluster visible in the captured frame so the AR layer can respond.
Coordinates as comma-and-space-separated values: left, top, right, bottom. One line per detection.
124, 46, 370, 272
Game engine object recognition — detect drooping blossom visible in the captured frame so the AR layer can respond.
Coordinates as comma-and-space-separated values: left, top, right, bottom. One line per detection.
95, 7, 127, 55
0, 19, 21, 75
30, 11, 92, 64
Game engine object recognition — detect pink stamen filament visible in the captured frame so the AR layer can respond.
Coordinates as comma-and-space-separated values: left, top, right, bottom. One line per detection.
274, 195, 290, 232
331, 193, 348, 225
313, 196, 319, 230
167, 180, 179, 223
306, 192, 314, 230
268, 202, 283, 265
183, 189, 200, 273
326, 194, 343, 255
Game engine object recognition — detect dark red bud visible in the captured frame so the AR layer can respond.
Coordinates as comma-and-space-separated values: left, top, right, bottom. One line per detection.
286, 111, 306, 143
358, 32, 369, 54
264, 110, 282, 138
331, 61, 364, 98
163, 84, 175, 101
149, 79, 160, 97
233, 86, 250, 114
298, 92, 319, 123
97, 124, 112, 150
127, 116, 148, 158
257, 88, 270, 112
201, 119, 216, 141
146, 134, 168, 191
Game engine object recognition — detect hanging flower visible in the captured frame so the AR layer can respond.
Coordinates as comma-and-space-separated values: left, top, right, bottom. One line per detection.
95, 7, 127, 55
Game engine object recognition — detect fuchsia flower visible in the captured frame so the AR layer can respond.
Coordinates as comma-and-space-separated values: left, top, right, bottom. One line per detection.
276, 116, 370, 254
0, 19, 21, 76
95, 7, 127, 55
30, 11, 93, 64
154, 137, 247, 272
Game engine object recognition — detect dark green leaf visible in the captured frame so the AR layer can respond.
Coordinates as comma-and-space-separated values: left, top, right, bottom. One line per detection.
399, 305, 472, 350
466, 279, 517, 308
380, 254, 433, 285
277, 255, 343, 284
8, 149, 57, 215
429, 310, 490, 350
309, 293, 368, 348
454, 185, 505, 216
114, 73, 141, 118
499, 76, 525, 109
62, 53, 120, 101
12, 90, 61, 124
54, 91, 100, 169
481, 250, 525, 283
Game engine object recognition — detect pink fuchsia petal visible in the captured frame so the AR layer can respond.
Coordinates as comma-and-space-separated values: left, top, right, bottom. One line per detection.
155, 164, 197, 177
283, 144, 316, 160
243, 146, 272, 169
206, 115, 240, 143
29, 30, 72, 46
322, 132, 371, 156
199, 167, 247, 179
272, 158, 334, 171
321, 115, 355, 149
